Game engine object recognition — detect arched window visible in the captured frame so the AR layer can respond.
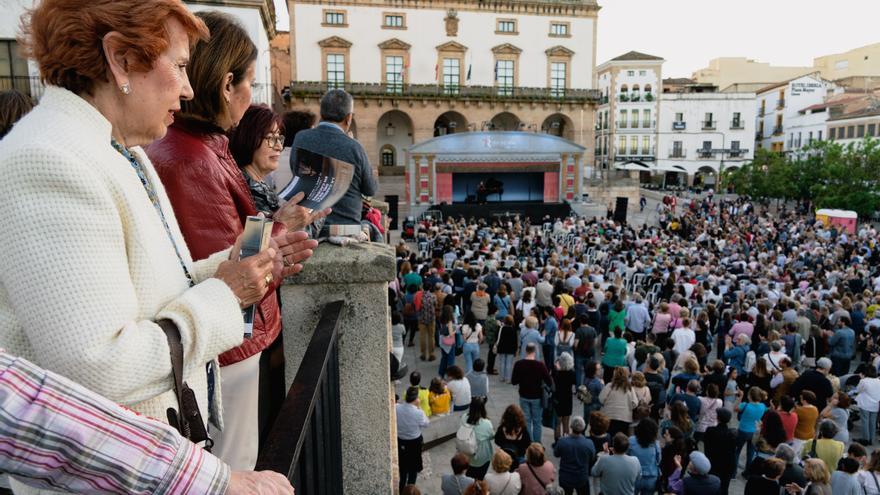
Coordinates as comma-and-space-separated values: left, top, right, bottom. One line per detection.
632, 84, 640, 101
381, 147, 395, 166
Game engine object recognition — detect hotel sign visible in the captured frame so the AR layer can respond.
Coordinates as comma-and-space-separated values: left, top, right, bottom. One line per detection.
790, 81, 823, 95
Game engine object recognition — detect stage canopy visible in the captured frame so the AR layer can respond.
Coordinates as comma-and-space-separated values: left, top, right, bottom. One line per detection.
408, 131, 586, 163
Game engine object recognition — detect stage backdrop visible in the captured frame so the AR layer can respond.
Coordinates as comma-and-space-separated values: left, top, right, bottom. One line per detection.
451, 172, 544, 203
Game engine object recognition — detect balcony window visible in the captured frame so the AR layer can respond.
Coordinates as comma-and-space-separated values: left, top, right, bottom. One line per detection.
642, 136, 651, 155
443, 58, 460, 95
550, 62, 566, 97
642, 110, 651, 128
731, 112, 743, 129
630, 136, 638, 155
385, 55, 403, 93
496, 59, 514, 96
326, 53, 345, 88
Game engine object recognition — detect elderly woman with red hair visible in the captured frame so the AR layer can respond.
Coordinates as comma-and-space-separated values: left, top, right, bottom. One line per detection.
0, 1, 310, 492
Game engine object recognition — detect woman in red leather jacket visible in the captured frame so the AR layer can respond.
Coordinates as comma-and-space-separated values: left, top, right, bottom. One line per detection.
146, 11, 324, 470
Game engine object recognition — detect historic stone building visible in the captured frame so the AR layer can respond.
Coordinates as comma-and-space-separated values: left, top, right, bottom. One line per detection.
283, 0, 601, 178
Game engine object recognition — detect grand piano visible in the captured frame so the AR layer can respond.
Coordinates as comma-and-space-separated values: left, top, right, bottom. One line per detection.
474, 178, 504, 203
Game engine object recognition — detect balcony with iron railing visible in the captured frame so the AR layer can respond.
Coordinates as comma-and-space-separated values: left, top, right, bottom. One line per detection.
701, 120, 716, 130
777, 98, 785, 109
289, 81, 601, 104
668, 148, 687, 158
697, 148, 717, 159
672, 121, 686, 131
773, 125, 784, 136
730, 119, 744, 129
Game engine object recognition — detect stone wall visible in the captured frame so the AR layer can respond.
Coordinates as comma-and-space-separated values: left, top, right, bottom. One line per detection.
279, 242, 397, 495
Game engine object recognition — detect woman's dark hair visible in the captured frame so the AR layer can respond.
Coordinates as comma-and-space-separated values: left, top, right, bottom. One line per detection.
585, 361, 600, 379
182, 11, 257, 125
440, 305, 454, 325
761, 410, 786, 448
0, 90, 34, 139
429, 377, 444, 395
634, 417, 659, 448
447, 365, 464, 380
391, 312, 402, 325
715, 407, 732, 425
500, 404, 527, 433
228, 104, 284, 167
466, 396, 487, 425
463, 310, 477, 328
282, 109, 316, 147
669, 401, 691, 433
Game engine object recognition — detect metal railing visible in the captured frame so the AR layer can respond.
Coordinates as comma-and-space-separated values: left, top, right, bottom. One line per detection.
289, 81, 601, 103
730, 119, 744, 129
672, 121, 686, 131
701, 120, 716, 130
773, 125, 784, 136
777, 98, 785, 109
256, 300, 345, 495
668, 148, 686, 158
697, 148, 716, 158
0, 76, 45, 101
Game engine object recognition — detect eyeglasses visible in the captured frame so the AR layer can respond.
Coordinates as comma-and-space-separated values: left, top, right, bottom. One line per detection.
263, 134, 284, 148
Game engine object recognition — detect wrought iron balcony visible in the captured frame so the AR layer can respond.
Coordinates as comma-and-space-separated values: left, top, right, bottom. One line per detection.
777, 98, 785, 109
697, 148, 716, 158
288, 81, 602, 104
702, 120, 716, 130
730, 119, 744, 129
668, 148, 686, 158
672, 121, 686, 131
773, 125, 784, 136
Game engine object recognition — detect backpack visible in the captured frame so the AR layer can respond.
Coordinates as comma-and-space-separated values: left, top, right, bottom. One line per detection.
455, 421, 477, 456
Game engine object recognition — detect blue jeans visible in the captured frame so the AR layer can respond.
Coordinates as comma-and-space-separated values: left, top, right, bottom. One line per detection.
438, 348, 455, 376
520, 397, 543, 444
574, 354, 588, 387
862, 408, 878, 444
635, 476, 657, 495
463, 342, 480, 374
734, 429, 756, 473
498, 354, 515, 381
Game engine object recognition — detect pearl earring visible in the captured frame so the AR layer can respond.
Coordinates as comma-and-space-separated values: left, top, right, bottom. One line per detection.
120, 83, 131, 95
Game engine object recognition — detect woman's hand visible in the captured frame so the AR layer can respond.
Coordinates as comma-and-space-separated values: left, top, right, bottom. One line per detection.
784, 482, 804, 494
673, 454, 682, 468
269, 230, 319, 281
214, 248, 277, 308
273, 192, 332, 232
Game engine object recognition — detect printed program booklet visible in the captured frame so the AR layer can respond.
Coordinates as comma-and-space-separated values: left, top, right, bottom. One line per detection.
279, 148, 355, 212
240, 216, 273, 338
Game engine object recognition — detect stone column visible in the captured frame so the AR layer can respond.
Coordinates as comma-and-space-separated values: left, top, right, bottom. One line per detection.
573, 153, 582, 202
279, 242, 397, 495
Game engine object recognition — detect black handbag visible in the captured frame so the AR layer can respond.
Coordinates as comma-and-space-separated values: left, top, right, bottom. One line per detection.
158, 319, 212, 449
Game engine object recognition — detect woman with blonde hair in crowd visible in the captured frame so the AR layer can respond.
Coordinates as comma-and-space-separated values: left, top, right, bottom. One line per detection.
785, 458, 832, 495
599, 366, 639, 437
516, 443, 556, 495
484, 449, 522, 495
1, 0, 311, 490
630, 371, 652, 407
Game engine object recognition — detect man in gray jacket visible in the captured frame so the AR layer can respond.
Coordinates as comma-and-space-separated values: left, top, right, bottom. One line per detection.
289, 89, 377, 235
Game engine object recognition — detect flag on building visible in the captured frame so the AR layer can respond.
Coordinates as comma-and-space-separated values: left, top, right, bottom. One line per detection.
466, 64, 472, 81
493, 61, 498, 81
434, 63, 438, 82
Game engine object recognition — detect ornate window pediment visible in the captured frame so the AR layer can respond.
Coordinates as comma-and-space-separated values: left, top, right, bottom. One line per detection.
436, 41, 468, 53
492, 43, 522, 55
378, 38, 411, 50
318, 36, 352, 49
545, 45, 575, 57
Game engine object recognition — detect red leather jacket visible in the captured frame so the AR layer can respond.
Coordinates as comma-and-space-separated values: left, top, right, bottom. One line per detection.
147, 117, 282, 366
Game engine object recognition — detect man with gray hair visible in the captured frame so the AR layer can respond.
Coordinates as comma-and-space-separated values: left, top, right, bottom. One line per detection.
775, 444, 807, 487
553, 415, 595, 495
288, 89, 377, 235
789, 356, 835, 410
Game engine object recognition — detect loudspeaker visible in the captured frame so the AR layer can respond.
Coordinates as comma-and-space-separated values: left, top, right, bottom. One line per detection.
385, 195, 399, 230
614, 196, 628, 223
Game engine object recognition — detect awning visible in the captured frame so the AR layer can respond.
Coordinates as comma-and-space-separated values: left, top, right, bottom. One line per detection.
651, 163, 689, 173
614, 161, 651, 171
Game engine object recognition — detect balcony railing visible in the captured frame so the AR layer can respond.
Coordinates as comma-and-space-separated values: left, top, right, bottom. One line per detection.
730, 119, 744, 129
777, 98, 785, 109
758, 108, 766, 117
756, 131, 764, 140
256, 300, 344, 495
668, 148, 686, 158
672, 121, 686, 131
618, 93, 630, 102
0, 76, 45, 101
697, 148, 716, 158
630, 94, 641, 102
289, 81, 601, 103
773, 125, 784, 136
702, 120, 716, 130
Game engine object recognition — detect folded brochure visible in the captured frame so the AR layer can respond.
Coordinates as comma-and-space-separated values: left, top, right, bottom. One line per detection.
279, 148, 355, 212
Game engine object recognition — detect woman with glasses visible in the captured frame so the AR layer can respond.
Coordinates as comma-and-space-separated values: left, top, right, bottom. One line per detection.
229, 104, 285, 215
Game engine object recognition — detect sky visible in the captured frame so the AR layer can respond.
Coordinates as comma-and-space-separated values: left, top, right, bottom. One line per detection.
273, 0, 880, 78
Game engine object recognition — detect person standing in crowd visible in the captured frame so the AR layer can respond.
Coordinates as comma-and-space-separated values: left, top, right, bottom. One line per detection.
554, 416, 595, 495
0, 89, 33, 138
520, 316, 546, 360
517, 443, 556, 495
827, 316, 855, 376
441, 453, 475, 495
830, 457, 862, 495
511, 343, 553, 444
467, 358, 490, 400
591, 433, 642, 495
628, 418, 661, 495
601, 328, 628, 383
418, 282, 437, 362
599, 366, 639, 437
855, 365, 880, 445
704, 408, 736, 495
484, 303, 501, 375
1, 3, 315, 487
484, 449, 522, 495
228, 104, 284, 216
733, 387, 768, 476
461, 311, 484, 374
667, 451, 721, 494
288, 88, 377, 235
495, 315, 519, 383
574, 314, 598, 386
800, 420, 845, 473
789, 357, 835, 412
461, 397, 495, 480
438, 306, 459, 376
147, 11, 326, 468
553, 352, 577, 443
785, 458, 832, 495
495, 404, 532, 471
744, 456, 785, 495
397, 386, 430, 491
543, 306, 559, 370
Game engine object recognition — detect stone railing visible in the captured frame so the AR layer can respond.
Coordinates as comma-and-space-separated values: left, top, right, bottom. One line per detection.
277, 242, 396, 494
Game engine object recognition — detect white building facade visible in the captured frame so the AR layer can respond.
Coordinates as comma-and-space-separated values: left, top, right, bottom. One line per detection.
0, 0, 44, 100
784, 103, 828, 154
594, 52, 663, 176
657, 92, 756, 187
755, 74, 833, 152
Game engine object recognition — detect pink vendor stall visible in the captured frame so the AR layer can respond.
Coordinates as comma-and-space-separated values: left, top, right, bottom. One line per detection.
815, 208, 857, 234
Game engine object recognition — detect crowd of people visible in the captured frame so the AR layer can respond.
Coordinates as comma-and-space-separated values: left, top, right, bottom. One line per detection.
0, 1, 382, 493
393, 193, 880, 495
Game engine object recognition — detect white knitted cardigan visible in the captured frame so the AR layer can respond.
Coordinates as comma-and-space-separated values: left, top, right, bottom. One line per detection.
0, 87, 244, 430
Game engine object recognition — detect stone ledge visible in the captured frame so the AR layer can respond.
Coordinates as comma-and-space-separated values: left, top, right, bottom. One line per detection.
284, 241, 395, 285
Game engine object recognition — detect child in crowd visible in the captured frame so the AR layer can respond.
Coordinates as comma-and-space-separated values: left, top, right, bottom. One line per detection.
466, 358, 489, 400
723, 368, 738, 411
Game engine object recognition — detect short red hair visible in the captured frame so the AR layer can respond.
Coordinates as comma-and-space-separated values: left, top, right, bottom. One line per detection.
21, 0, 209, 95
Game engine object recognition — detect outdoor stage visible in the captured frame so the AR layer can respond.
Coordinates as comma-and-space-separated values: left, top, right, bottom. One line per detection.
432, 201, 571, 223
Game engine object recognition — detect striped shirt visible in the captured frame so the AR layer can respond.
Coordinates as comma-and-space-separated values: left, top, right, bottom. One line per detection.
0, 352, 229, 494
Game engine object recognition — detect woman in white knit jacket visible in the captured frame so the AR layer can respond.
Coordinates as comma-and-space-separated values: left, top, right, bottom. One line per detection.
598, 366, 640, 438
0, 2, 316, 491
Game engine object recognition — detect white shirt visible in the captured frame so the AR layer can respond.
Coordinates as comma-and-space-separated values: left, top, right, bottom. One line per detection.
856, 377, 880, 413
671, 327, 696, 355
447, 378, 472, 407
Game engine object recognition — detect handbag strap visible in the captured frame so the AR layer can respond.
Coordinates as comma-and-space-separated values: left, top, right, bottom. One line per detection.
527, 462, 548, 489
158, 319, 190, 439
